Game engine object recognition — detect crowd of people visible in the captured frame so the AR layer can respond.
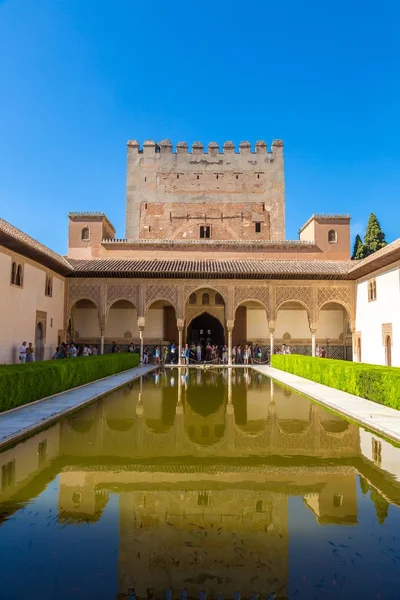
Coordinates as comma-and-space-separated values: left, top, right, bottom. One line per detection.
18, 337, 329, 364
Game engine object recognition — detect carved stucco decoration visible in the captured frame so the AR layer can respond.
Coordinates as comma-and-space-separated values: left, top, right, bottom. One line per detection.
275, 286, 313, 315
183, 284, 229, 306
68, 282, 101, 313
145, 284, 178, 312
234, 285, 269, 313
316, 286, 354, 320
106, 284, 139, 314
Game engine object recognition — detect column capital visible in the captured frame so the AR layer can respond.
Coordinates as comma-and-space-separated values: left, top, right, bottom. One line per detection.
177, 318, 185, 331
137, 316, 146, 329
226, 319, 235, 330
268, 320, 276, 334
310, 326, 317, 335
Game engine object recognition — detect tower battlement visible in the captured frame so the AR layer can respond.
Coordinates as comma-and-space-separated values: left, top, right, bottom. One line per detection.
127, 139, 283, 158
125, 138, 285, 242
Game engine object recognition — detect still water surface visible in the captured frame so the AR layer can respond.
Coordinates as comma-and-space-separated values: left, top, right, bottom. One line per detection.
1, 368, 400, 600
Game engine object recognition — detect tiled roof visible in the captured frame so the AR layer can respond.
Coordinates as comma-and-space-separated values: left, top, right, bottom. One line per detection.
0, 218, 72, 275
348, 238, 400, 278
66, 258, 352, 280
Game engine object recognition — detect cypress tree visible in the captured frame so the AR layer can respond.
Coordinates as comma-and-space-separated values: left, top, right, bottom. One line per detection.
363, 213, 387, 257
351, 234, 365, 260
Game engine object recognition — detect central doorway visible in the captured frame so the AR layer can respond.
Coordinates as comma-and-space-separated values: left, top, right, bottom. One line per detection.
187, 312, 225, 346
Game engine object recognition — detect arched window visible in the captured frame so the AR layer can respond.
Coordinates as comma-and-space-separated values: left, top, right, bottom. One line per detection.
368, 279, 377, 301
189, 292, 197, 305
10, 261, 16, 285
45, 275, 53, 297
215, 292, 224, 305
202, 293, 210, 305
16, 264, 23, 287
328, 230, 337, 243
81, 227, 90, 241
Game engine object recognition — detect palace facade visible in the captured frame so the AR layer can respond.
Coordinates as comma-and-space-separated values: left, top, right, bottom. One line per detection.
0, 138, 399, 366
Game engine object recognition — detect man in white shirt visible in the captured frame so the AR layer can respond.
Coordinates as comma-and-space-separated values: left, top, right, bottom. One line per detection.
19, 341, 27, 363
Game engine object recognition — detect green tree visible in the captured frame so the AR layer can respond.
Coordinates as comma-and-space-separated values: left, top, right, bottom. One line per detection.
351, 234, 365, 260
363, 213, 387, 257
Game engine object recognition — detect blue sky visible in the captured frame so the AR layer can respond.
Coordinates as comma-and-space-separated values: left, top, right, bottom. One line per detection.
0, 0, 399, 255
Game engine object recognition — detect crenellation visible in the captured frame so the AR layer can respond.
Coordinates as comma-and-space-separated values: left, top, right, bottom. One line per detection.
176, 141, 188, 154
223, 141, 235, 154
191, 141, 204, 155
239, 141, 251, 154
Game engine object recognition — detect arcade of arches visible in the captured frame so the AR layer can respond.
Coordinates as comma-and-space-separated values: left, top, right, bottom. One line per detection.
67, 280, 355, 360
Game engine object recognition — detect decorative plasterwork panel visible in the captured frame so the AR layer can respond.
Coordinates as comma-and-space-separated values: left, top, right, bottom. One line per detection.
275, 286, 313, 313
183, 284, 229, 305
316, 286, 353, 318
68, 282, 100, 312
382, 323, 392, 345
106, 284, 139, 312
145, 284, 178, 311
234, 285, 269, 313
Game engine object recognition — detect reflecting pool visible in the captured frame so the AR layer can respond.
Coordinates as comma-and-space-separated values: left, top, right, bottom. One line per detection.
1, 368, 400, 599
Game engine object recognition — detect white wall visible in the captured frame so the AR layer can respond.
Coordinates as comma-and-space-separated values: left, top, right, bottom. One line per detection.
355, 266, 400, 366
246, 309, 269, 340
0, 249, 65, 363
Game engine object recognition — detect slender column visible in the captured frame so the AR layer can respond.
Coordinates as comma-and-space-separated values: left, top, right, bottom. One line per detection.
228, 368, 232, 404
311, 330, 316, 357
139, 328, 144, 362
178, 328, 183, 366
100, 330, 105, 355
269, 330, 275, 358
226, 320, 234, 367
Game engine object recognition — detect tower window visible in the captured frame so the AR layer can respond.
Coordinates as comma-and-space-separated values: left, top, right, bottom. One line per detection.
177, 174, 179, 179
144, 177, 147, 182
189, 293, 197, 305
202, 293, 210, 305
328, 229, 337, 243
197, 175, 200, 180
144, 202, 147, 209
81, 227, 90, 241
257, 174, 260, 179
215, 293, 224, 305
197, 492, 209, 506
236, 174, 239, 180
255, 222, 261, 233
200, 225, 210, 239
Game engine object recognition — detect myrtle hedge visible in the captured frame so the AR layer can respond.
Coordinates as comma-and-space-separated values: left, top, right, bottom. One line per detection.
271, 354, 400, 409
0, 353, 140, 412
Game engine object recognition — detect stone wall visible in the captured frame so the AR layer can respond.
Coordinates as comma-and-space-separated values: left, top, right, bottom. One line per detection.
126, 139, 285, 241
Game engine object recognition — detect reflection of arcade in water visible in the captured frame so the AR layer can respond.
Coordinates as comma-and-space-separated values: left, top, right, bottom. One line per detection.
1, 370, 400, 598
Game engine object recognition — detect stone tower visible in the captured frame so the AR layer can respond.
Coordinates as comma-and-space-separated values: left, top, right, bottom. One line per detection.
125, 139, 285, 241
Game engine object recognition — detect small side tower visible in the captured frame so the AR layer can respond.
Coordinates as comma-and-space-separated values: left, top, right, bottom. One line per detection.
299, 214, 351, 259
68, 212, 115, 258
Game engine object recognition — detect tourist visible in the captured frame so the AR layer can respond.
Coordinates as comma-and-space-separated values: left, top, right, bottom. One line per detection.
316, 344, 320, 358
184, 344, 190, 366
196, 342, 202, 362
111, 341, 118, 353
91, 345, 99, 356
154, 346, 160, 364
82, 344, 90, 356
243, 344, 249, 365
69, 343, 77, 358
52, 346, 59, 359
25, 342, 34, 363
256, 345, 262, 362
222, 344, 228, 364
19, 341, 27, 363
286, 345, 291, 354
232, 345, 237, 364
170, 342, 176, 363
163, 346, 169, 363
320, 346, 327, 358
143, 347, 149, 364
128, 342, 135, 353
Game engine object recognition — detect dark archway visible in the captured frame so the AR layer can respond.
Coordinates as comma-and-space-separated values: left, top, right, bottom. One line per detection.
187, 312, 225, 346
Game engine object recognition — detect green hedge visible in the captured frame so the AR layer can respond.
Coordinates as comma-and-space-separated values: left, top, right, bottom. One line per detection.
0, 353, 140, 412
271, 354, 400, 409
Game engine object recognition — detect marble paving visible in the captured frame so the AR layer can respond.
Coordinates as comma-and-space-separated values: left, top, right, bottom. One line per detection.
0, 364, 156, 450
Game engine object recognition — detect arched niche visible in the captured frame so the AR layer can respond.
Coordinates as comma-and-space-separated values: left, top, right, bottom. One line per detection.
275, 300, 311, 350
105, 299, 138, 342
316, 301, 351, 360
233, 299, 268, 346
71, 299, 101, 340
147, 299, 177, 343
